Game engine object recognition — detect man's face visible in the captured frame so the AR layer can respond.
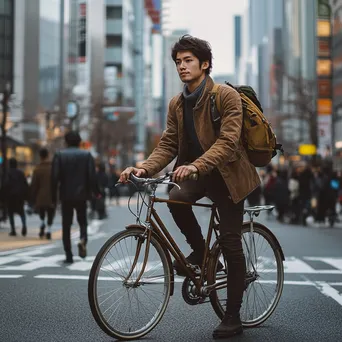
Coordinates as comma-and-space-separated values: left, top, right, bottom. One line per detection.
175, 51, 208, 83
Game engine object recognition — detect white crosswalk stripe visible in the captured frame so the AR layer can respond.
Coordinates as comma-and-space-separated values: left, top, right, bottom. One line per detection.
1, 243, 342, 305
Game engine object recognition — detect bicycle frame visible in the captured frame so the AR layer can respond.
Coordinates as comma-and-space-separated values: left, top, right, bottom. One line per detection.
127, 182, 220, 292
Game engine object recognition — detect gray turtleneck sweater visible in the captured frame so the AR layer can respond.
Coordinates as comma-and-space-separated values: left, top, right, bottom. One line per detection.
182, 78, 206, 162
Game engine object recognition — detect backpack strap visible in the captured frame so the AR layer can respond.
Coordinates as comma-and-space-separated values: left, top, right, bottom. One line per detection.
210, 84, 221, 131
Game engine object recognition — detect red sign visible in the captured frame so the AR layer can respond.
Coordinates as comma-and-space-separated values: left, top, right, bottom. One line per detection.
318, 79, 331, 97
318, 40, 330, 57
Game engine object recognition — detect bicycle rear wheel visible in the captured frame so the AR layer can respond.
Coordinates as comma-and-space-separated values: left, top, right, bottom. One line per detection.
88, 228, 172, 340
208, 222, 284, 327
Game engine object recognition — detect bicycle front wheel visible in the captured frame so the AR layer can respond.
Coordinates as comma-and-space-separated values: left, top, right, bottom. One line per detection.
208, 222, 284, 327
88, 228, 172, 340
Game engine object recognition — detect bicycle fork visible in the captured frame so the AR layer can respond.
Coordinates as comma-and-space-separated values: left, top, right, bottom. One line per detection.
124, 229, 152, 285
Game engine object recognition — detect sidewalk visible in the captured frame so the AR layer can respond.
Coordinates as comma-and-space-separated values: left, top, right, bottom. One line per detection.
0, 196, 140, 252
0, 210, 68, 252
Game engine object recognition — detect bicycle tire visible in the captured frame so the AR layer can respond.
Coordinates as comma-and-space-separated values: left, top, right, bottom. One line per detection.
88, 228, 172, 340
207, 222, 284, 327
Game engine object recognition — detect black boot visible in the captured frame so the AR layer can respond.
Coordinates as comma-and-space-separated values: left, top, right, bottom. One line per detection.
9, 229, 16, 236
214, 233, 246, 339
173, 239, 205, 276
77, 239, 87, 259
39, 224, 45, 238
64, 252, 73, 264
21, 226, 27, 237
212, 313, 243, 339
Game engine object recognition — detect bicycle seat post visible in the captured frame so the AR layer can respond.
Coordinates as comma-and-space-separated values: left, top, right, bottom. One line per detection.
247, 210, 255, 233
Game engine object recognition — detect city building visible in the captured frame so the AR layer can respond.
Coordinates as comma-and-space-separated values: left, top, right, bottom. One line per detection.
0, 0, 14, 93
242, 0, 320, 157
280, 0, 317, 155
234, 15, 242, 83
162, 29, 188, 127
331, 0, 342, 168
67, 0, 105, 147
102, 0, 160, 166
11, 0, 41, 172
11, 0, 70, 171
0, 0, 19, 157
213, 74, 236, 85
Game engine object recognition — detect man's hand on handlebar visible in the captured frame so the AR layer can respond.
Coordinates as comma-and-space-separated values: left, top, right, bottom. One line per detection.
119, 167, 147, 183
172, 164, 198, 184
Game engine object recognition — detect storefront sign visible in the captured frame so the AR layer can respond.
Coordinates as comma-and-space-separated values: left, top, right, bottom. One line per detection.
317, 98, 332, 115
318, 40, 330, 57
318, 79, 331, 97
317, 115, 332, 154
316, 0, 332, 154
317, 59, 332, 75
317, 20, 331, 36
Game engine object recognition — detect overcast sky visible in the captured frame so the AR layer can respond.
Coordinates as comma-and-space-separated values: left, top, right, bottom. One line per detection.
152, 0, 248, 96
166, 0, 248, 75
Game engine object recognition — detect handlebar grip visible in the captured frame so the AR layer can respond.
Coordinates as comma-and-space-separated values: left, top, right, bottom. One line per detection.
129, 173, 145, 183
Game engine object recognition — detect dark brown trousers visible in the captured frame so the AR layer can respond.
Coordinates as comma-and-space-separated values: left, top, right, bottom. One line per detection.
168, 169, 246, 315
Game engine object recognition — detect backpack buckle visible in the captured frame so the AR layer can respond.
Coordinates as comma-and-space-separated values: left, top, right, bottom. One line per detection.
210, 95, 220, 123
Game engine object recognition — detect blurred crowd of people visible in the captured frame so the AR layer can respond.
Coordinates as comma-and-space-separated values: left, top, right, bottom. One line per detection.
0, 131, 123, 263
1, 152, 122, 238
248, 162, 341, 227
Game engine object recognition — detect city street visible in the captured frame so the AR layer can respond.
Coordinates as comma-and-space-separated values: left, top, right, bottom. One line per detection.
1, 194, 342, 342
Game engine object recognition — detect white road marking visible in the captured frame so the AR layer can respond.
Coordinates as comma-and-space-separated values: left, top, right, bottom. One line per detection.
29, 276, 342, 291
86, 232, 109, 242
283, 257, 317, 273
88, 220, 103, 235
304, 257, 342, 272
0, 244, 57, 256
313, 282, 342, 306
35, 274, 90, 280
2, 255, 342, 274
0, 255, 66, 271
35, 274, 184, 282
0, 256, 19, 266
67, 259, 95, 271
0, 274, 23, 278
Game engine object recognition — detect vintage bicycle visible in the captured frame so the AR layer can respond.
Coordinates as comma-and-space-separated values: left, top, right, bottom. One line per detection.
88, 172, 285, 340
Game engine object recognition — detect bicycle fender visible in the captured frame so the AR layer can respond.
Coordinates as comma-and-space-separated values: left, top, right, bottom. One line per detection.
242, 221, 285, 261
125, 224, 175, 296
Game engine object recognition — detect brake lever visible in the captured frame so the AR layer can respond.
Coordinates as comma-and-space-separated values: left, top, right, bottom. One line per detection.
164, 181, 181, 190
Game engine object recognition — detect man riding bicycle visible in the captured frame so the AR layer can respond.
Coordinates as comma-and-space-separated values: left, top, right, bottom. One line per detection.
120, 35, 260, 339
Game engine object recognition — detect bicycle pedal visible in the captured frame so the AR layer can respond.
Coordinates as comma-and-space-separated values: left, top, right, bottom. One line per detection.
190, 264, 201, 275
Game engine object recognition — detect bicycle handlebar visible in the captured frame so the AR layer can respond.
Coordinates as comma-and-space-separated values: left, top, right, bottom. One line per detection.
128, 171, 198, 188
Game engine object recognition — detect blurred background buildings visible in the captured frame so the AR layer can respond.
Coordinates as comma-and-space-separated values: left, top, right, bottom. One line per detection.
0, 0, 342, 175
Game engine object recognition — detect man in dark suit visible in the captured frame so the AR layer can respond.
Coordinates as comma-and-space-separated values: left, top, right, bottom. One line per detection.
51, 131, 99, 263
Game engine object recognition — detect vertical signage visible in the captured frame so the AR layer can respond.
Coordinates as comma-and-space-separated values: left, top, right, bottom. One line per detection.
316, 0, 332, 156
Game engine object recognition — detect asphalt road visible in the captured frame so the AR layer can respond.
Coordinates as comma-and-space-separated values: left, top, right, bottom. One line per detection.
1, 195, 342, 342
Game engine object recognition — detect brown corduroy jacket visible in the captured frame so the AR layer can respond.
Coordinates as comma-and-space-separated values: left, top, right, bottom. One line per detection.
141, 76, 260, 203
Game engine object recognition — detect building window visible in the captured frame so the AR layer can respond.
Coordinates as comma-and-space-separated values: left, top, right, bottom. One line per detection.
106, 6, 122, 19
106, 36, 122, 47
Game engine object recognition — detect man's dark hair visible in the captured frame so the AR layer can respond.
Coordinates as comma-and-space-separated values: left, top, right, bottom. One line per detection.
65, 131, 82, 147
171, 35, 213, 75
39, 148, 49, 160
9, 157, 17, 169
